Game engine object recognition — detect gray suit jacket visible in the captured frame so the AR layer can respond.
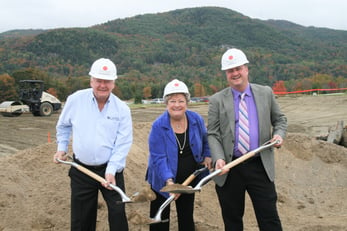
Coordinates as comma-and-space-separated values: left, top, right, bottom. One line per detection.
207, 83, 287, 186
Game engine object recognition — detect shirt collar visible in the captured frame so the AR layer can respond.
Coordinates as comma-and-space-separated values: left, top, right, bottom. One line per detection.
231, 84, 251, 99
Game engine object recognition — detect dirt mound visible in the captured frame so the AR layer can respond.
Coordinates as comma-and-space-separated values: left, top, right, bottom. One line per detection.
0, 95, 347, 230
0, 130, 346, 231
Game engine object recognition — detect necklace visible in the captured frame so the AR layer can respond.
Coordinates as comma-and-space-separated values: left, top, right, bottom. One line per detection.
174, 131, 186, 154
172, 115, 186, 154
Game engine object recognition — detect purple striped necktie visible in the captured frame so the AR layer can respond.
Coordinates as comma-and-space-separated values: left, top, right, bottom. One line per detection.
238, 93, 250, 154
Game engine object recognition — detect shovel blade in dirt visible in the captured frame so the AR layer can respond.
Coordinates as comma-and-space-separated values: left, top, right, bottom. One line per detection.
130, 167, 208, 225
128, 184, 156, 203
128, 210, 168, 225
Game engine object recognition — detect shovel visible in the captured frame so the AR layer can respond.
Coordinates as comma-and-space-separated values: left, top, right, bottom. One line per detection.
161, 140, 279, 194
131, 166, 208, 225
56, 158, 156, 203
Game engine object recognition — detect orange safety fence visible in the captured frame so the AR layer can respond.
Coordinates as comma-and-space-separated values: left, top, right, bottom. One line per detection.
274, 88, 347, 95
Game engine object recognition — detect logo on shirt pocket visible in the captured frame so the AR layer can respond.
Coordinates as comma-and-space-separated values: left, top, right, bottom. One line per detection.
107, 116, 119, 121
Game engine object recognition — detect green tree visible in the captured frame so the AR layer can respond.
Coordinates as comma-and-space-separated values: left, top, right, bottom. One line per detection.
0, 74, 18, 101
143, 86, 152, 99
11, 68, 48, 83
194, 82, 206, 97
311, 74, 334, 89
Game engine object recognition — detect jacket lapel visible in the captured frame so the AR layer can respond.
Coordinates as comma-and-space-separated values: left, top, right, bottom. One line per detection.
163, 111, 176, 146
250, 84, 266, 144
222, 88, 235, 135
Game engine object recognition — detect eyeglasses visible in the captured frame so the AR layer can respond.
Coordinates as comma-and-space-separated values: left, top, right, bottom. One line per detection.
168, 100, 186, 105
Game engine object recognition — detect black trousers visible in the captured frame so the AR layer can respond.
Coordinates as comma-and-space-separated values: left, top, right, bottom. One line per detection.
215, 157, 282, 231
149, 190, 195, 231
69, 164, 128, 231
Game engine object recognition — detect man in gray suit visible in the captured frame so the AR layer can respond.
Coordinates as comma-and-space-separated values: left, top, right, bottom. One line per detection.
208, 48, 287, 231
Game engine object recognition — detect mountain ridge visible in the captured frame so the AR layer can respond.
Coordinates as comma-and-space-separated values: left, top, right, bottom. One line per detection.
0, 7, 346, 100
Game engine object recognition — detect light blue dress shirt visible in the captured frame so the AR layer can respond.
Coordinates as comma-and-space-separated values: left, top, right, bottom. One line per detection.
56, 88, 133, 175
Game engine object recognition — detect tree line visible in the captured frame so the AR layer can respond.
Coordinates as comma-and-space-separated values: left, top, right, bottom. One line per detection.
1, 67, 346, 104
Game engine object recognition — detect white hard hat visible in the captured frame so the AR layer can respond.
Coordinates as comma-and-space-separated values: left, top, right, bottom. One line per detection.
221, 48, 249, 71
163, 79, 190, 99
89, 58, 117, 80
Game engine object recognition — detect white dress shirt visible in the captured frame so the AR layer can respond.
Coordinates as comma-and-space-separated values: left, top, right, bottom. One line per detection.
56, 88, 133, 174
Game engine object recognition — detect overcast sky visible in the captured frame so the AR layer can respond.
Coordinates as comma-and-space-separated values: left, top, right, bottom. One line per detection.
1, 0, 346, 33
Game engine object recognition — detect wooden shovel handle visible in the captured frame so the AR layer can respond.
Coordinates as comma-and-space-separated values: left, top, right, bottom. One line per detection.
221, 140, 279, 171
181, 174, 196, 186
181, 167, 207, 186
221, 150, 257, 171
75, 164, 107, 184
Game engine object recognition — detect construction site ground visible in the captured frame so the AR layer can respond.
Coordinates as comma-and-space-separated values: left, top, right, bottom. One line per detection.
0, 94, 346, 231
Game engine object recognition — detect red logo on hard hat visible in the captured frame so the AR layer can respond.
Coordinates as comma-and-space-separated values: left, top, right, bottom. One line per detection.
174, 83, 179, 87
103, 66, 108, 71
228, 55, 233, 60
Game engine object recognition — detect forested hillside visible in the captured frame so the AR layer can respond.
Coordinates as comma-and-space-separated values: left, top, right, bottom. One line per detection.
0, 7, 346, 102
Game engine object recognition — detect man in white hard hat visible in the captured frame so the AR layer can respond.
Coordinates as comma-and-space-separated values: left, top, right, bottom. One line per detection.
208, 48, 287, 230
54, 58, 132, 231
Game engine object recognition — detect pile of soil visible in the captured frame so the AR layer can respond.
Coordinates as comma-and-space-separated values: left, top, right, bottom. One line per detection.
0, 94, 346, 230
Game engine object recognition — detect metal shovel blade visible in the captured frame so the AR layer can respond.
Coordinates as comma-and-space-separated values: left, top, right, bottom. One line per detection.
160, 140, 280, 194
130, 167, 208, 225
159, 184, 196, 194
145, 195, 173, 225
128, 210, 169, 225
159, 166, 208, 194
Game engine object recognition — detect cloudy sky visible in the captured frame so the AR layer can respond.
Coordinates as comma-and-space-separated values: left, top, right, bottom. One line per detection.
1, 0, 346, 33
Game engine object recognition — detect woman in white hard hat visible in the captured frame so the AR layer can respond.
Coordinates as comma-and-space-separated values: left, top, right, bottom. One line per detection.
54, 58, 132, 231
146, 79, 212, 231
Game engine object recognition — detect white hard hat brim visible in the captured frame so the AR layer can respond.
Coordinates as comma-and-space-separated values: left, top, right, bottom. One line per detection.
164, 90, 190, 98
89, 72, 117, 80
221, 60, 249, 71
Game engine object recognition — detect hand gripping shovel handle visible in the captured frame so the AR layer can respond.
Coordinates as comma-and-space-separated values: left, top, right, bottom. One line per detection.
56, 158, 132, 203
148, 167, 208, 224
194, 139, 280, 190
